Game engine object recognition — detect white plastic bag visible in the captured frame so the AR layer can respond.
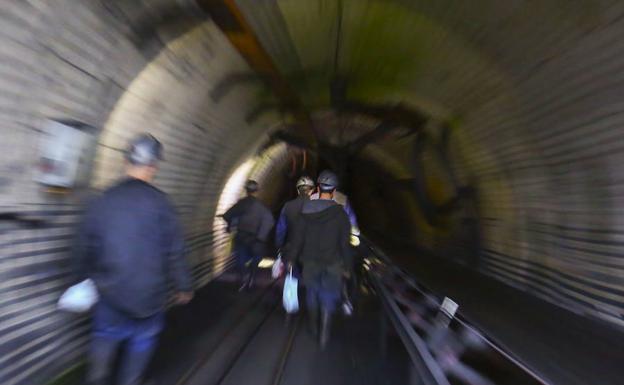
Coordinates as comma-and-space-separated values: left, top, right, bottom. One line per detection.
271, 255, 284, 279
282, 268, 299, 314
342, 297, 354, 316
341, 281, 354, 316
57, 279, 99, 313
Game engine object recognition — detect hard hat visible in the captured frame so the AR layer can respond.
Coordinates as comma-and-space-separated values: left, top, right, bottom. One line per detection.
126, 134, 163, 166
317, 170, 338, 192
245, 179, 259, 193
296, 176, 315, 189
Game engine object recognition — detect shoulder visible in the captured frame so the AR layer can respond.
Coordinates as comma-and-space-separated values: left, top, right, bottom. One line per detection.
260, 201, 273, 216
83, 191, 105, 216
226, 197, 248, 212
253, 199, 273, 217
333, 191, 348, 206
138, 181, 173, 208
157, 191, 176, 211
250, 196, 267, 208
105, 178, 165, 196
146, 182, 167, 197
228, 198, 243, 208
283, 197, 300, 210
116, 179, 173, 207
330, 203, 346, 213
332, 204, 350, 222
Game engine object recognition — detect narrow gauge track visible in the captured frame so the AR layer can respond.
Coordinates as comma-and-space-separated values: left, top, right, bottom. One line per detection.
174, 279, 300, 385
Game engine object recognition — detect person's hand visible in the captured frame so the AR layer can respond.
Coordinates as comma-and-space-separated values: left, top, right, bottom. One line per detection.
173, 291, 194, 305
343, 270, 352, 279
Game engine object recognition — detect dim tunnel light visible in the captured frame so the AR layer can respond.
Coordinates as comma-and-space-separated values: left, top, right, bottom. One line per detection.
258, 258, 276, 269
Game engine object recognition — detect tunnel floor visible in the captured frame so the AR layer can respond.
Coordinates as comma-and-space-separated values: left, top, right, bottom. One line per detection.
139, 269, 409, 385
382, 244, 624, 385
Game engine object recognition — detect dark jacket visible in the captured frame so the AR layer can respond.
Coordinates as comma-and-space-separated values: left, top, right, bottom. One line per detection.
275, 195, 308, 250
78, 178, 192, 318
223, 196, 275, 254
287, 199, 351, 287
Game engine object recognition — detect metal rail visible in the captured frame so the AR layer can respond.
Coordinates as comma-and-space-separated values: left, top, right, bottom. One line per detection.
174, 279, 279, 385
371, 275, 451, 385
175, 276, 299, 385
360, 237, 551, 385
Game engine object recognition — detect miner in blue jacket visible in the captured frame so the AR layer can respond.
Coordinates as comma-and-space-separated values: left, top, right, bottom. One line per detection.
79, 134, 193, 385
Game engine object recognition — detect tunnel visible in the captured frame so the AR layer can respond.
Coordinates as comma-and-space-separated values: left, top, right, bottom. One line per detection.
2, 1, 624, 384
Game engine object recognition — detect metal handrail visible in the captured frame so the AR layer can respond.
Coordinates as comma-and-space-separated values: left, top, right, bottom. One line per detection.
359, 236, 551, 385
368, 267, 451, 385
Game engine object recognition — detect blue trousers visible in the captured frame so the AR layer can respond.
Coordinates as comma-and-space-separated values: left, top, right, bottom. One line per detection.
88, 302, 164, 385
306, 277, 340, 314
234, 241, 261, 280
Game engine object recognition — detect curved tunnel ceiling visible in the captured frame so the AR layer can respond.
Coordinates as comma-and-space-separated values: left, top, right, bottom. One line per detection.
237, 0, 624, 328
2, 1, 624, 384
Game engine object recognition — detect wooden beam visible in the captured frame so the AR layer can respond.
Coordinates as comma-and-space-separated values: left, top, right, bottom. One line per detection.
197, 0, 317, 145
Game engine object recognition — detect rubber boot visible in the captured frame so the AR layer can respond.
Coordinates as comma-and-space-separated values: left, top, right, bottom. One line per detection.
307, 308, 319, 337
238, 272, 249, 292
247, 267, 257, 290
319, 310, 332, 350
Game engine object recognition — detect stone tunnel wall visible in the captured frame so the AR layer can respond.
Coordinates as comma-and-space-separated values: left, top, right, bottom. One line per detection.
0, 2, 276, 384
306, 1, 624, 327
4, 1, 624, 384
421, 4, 624, 327
227, 0, 619, 334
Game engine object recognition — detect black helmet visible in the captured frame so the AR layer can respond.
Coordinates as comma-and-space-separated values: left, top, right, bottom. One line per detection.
317, 170, 338, 192
245, 179, 259, 193
126, 134, 163, 166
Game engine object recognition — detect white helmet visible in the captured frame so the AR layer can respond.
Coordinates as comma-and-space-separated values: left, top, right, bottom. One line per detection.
296, 176, 315, 189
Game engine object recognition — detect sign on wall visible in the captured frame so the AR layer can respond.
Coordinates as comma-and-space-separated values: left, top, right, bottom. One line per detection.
35, 120, 98, 189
